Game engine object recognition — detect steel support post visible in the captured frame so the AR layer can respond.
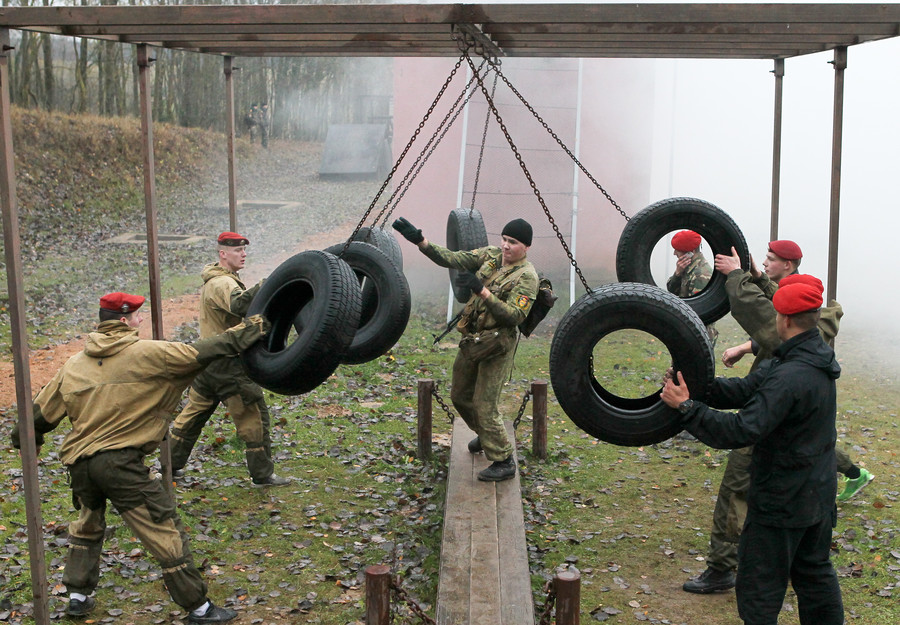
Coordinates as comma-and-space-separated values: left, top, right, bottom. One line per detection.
770, 58, 784, 240
827, 47, 847, 304
224, 56, 238, 232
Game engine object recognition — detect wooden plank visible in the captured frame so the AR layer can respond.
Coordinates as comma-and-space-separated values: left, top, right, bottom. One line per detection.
497, 423, 535, 625
436, 418, 475, 625
437, 418, 534, 624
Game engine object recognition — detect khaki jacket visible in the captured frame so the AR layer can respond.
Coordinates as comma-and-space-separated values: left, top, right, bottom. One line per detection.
31, 321, 209, 465
725, 269, 843, 368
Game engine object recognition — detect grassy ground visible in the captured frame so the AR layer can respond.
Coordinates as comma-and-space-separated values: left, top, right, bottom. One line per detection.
1, 312, 897, 624
0, 110, 896, 623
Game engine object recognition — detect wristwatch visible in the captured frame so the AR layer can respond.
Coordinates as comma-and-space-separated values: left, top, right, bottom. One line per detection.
678, 399, 695, 415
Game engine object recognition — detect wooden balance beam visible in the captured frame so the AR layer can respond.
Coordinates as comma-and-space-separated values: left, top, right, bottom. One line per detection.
436, 418, 534, 624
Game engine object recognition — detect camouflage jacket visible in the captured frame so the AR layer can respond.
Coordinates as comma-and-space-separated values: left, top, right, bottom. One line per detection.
666, 252, 712, 297
725, 269, 843, 370
421, 243, 539, 336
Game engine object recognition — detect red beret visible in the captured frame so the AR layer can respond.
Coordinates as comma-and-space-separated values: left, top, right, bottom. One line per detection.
99, 292, 145, 314
778, 273, 823, 295
217, 231, 249, 246
671, 230, 702, 252
768, 239, 802, 261
773, 283, 822, 315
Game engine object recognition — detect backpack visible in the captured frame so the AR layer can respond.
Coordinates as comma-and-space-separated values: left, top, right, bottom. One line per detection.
518, 277, 557, 337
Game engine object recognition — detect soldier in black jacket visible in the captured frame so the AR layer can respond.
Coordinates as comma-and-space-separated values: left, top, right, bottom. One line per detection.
661, 280, 844, 625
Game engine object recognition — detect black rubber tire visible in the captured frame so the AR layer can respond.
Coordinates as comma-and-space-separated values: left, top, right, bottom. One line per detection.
352, 226, 403, 270
615, 197, 750, 325
446, 208, 489, 303
242, 250, 361, 395
549, 282, 715, 446
324, 241, 411, 365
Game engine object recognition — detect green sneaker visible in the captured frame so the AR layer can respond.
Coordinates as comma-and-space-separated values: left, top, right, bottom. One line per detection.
837, 468, 874, 501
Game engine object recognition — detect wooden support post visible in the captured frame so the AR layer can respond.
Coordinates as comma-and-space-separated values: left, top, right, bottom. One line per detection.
417, 379, 434, 460
531, 380, 547, 460
555, 568, 581, 625
224, 56, 238, 232
0, 27, 50, 625
365, 564, 392, 625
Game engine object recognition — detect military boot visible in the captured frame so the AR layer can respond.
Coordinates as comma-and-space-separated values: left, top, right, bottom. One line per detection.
467, 437, 483, 453
66, 596, 95, 617
682, 567, 735, 593
477, 456, 516, 482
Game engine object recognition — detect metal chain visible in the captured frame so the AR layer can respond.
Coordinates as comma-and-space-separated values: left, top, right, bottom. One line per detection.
488, 59, 630, 223
464, 53, 592, 293
340, 52, 467, 257
512, 389, 531, 431
468, 69, 499, 213
537, 578, 558, 625
377, 60, 489, 227
431, 385, 456, 425
390, 576, 437, 625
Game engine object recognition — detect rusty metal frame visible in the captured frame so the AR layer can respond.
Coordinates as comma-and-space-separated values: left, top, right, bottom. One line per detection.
0, 5, 898, 623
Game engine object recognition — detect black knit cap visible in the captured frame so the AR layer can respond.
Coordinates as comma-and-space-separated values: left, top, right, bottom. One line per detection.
501, 218, 533, 246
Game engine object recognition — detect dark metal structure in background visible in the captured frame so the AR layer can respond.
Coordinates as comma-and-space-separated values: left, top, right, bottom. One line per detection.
1, 4, 897, 623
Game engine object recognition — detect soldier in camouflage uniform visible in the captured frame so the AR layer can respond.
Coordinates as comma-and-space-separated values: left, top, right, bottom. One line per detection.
393, 216, 539, 482
683, 240, 869, 594
12, 292, 269, 623
169, 232, 289, 487
666, 229, 718, 346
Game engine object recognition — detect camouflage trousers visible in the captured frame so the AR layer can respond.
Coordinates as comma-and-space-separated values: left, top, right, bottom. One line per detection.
707, 445, 854, 571
64, 449, 208, 611
450, 331, 517, 462
170, 387, 274, 481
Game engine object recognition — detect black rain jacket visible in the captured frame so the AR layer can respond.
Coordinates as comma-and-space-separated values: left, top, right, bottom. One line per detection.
682, 327, 841, 528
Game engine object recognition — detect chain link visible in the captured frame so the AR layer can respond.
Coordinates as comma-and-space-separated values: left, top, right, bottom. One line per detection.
390, 576, 437, 625
340, 53, 467, 258
512, 389, 531, 431
537, 577, 558, 625
464, 54, 591, 294
489, 60, 630, 223
431, 385, 456, 425
468, 69, 499, 213
376, 60, 489, 227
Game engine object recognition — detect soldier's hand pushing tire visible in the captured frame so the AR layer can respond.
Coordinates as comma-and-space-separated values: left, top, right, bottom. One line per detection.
392, 217, 424, 245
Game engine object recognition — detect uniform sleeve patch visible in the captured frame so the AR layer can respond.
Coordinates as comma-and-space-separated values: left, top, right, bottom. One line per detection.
515, 295, 531, 309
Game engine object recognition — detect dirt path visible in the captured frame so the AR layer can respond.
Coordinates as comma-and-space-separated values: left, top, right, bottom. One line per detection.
0, 221, 358, 409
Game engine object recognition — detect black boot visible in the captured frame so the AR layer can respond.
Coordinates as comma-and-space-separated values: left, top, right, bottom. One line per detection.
682, 567, 735, 593
188, 602, 238, 624
477, 456, 516, 482
66, 597, 95, 617
467, 437, 483, 453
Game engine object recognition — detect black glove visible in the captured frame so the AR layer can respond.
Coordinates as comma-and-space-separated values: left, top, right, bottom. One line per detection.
455, 272, 484, 295
392, 217, 424, 245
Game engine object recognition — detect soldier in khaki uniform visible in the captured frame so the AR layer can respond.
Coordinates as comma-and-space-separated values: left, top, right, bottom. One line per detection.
170, 232, 288, 487
11, 292, 269, 623
666, 229, 718, 346
393, 216, 539, 482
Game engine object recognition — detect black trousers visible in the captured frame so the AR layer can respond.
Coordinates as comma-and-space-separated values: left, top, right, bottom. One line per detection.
736, 518, 843, 625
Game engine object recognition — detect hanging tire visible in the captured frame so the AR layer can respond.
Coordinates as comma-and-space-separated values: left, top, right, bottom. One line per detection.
324, 241, 411, 365
549, 282, 715, 446
446, 208, 489, 303
615, 197, 750, 325
242, 250, 361, 395
352, 226, 403, 270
